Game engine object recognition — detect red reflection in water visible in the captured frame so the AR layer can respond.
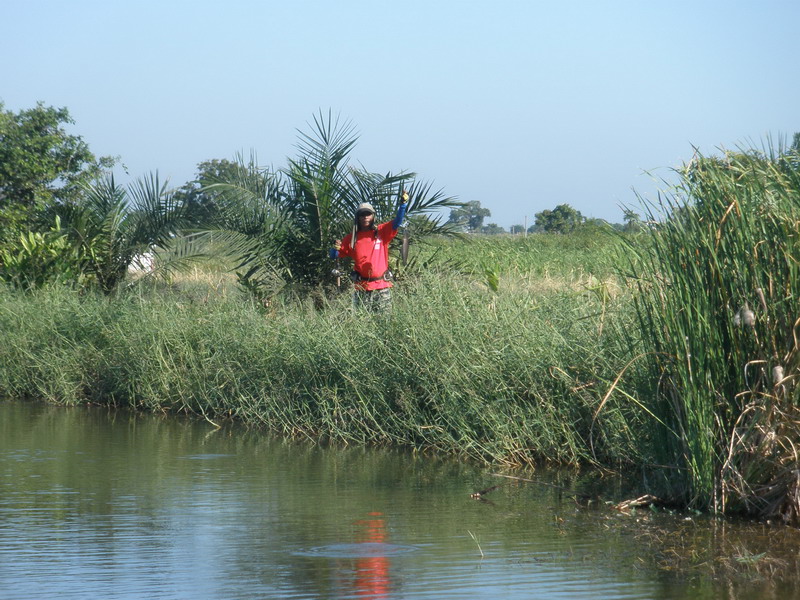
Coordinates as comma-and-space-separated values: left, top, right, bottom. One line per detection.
353, 512, 390, 598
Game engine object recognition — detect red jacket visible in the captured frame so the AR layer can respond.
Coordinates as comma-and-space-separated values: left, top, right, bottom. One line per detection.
339, 221, 398, 291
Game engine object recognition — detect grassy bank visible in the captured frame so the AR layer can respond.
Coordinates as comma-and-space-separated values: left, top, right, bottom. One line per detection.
0, 231, 645, 467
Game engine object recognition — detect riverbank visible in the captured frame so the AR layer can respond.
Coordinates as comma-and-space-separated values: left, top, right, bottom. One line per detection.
3, 205, 798, 527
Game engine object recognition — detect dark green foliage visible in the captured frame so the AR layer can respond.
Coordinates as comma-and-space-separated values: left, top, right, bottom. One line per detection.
0, 102, 113, 244
533, 203, 585, 233
54, 174, 198, 294
622, 209, 643, 232
447, 200, 491, 232
481, 223, 506, 234
173, 158, 244, 226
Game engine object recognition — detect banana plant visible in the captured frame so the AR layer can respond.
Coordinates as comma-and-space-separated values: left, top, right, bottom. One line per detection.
0, 216, 84, 290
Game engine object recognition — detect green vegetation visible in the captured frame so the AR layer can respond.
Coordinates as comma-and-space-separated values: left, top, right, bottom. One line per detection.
0, 234, 641, 467
0, 107, 460, 299
0, 100, 798, 524
447, 200, 492, 233
0, 216, 84, 290
0, 102, 114, 245
57, 174, 199, 293
412, 228, 625, 282
533, 203, 586, 233
197, 111, 461, 301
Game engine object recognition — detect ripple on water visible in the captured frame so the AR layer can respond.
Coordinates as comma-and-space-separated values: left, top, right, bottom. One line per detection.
294, 542, 419, 558
178, 453, 235, 460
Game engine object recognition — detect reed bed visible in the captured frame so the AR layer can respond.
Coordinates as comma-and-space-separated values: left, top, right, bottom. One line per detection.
0, 236, 644, 467
625, 146, 800, 522
413, 229, 625, 282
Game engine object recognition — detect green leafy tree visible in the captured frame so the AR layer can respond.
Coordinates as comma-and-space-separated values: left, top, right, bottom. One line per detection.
622, 208, 642, 232
447, 200, 490, 232
202, 111, 462, 299
174, 158, 242, 226
0, 102, 113, 243
509, 224, 526, 234
533, 203, 585, 233
481, 223, 506, 235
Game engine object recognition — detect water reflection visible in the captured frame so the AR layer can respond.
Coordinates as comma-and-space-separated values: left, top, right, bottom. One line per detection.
353, 513, 390, 598
293, 514, 418, 598
1, 399, 800, 599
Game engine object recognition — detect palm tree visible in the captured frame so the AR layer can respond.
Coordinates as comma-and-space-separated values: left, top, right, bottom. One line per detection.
56, 173, 198, 294
202, 111, 463, 299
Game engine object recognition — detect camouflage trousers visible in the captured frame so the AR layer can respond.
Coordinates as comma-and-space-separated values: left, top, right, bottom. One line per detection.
353, 287, 392, 312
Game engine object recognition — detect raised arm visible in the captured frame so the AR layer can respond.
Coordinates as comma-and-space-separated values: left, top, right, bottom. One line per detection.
392, 190, 409, 230
329, 238, 343, 259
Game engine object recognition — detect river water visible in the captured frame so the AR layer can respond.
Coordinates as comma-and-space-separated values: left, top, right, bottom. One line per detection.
1, 399, 798, 599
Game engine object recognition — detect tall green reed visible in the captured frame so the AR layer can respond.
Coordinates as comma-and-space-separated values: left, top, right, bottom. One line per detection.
625, 144, 800, 520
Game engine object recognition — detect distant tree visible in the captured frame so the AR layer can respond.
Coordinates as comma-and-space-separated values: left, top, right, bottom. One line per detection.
0, 102, 113, 244
174, 158, 242, 226
583, 218, 614, 233
510, 224, 526, 234
622, 208, 642, 232
785, 132, 800, 170
533, 203, 585, 234
447, 200, 490, 232
481, 223, 505, 235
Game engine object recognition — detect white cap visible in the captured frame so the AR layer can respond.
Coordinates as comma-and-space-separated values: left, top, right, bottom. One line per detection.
356, 202, 375, 216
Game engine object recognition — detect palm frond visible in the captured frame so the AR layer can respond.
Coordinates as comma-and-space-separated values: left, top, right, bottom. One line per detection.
140, 232, 210, 283
404, 179, 462, 214
54, 173, 203, 293
294, 109, 358, 169
126, 172, 189, 250
342, 168, 413, 222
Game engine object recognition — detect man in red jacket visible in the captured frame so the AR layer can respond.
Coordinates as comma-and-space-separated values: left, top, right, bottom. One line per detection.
331, 192, 408, 311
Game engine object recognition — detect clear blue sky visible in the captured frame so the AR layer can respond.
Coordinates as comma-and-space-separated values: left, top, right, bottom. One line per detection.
3, 0, 798, 227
